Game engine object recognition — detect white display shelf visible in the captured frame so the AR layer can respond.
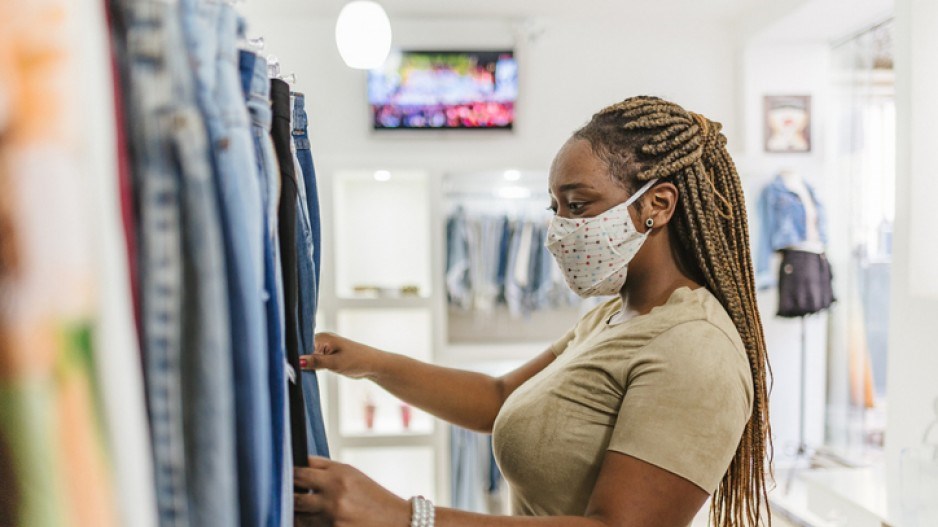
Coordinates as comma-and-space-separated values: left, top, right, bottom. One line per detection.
333, 296, 434, 310
333, 170, 432, 300
338, 377, 435, 438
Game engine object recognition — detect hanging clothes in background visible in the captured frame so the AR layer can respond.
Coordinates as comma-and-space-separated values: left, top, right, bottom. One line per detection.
292, 93, 331, 459
450, 427, 506, 515
446, 210, 578, 318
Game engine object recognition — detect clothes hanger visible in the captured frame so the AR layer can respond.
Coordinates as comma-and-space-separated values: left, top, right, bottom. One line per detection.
267, 55, 281, 78
243, 35, 265, 52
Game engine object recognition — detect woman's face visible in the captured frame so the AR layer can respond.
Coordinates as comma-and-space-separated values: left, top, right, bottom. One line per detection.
548, 138, 638, 225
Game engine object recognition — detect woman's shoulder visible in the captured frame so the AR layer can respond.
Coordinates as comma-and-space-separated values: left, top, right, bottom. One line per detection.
636, 289, 753, 403
634, 287, 746, 354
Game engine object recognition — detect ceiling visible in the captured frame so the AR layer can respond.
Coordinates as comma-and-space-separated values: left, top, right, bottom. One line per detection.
753, 0, 893, 44
251, 0, 790, 24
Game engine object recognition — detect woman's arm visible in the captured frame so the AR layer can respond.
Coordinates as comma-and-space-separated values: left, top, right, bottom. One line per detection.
294, 452, 709, 527
303, 333, 556, 433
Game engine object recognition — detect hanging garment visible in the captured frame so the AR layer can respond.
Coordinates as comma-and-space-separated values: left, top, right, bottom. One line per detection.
0, 0, 123, 525
109, 0, 218, 523
450, 427, 503, 514
446, 210, 472, 309
777, 250, 836, 318
756, 175, 829, 289
239, 48, 293, 526
292, 93, 322, 289
291, 93, 330, 459
93, 2, 160, 526
179, 2, 274, 525
466, 216, 504, 312
271, 77, 310, 468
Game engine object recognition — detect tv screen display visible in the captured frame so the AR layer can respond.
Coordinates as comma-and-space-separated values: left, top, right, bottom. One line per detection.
368, 50, 518, 130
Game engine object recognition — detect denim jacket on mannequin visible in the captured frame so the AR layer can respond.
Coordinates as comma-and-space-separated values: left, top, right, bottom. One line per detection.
756, 175, 828, 289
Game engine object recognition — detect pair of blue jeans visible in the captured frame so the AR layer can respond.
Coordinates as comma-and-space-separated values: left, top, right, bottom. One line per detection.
291, 93, 330, 459
112, 0, 233, 525
240, 48, 294, 525
180, 2, 272, 526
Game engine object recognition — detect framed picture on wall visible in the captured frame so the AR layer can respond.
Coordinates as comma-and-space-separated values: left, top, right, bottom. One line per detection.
764, 95, 812, 153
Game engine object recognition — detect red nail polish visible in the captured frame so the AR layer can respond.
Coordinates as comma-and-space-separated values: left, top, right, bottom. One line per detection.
300, 358, 308, 368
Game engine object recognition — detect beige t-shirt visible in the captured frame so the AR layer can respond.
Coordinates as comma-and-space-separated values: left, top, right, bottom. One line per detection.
491, 287, 753, 517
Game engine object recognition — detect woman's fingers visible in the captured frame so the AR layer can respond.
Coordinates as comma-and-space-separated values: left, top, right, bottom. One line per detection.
299, 353, 336, 371
307, 456, 333, 469
294, 465, 329, 491
294, 491, 328, 514
313, 332, 339, 354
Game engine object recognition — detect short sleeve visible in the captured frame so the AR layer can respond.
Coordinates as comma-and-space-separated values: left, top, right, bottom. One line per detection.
607, 321, 754, 493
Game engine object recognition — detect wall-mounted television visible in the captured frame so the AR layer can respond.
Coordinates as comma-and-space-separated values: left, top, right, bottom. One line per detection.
368, 50, 518, 130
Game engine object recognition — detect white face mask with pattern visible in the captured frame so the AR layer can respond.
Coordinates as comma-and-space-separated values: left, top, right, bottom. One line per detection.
546, 178, 658, 297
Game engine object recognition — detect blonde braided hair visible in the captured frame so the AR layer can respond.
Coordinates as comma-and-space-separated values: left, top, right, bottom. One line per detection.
574, 96, 773, 526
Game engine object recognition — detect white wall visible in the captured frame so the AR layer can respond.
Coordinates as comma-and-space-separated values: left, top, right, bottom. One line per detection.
737, 41, 834, 465
237, 9, 740, 175
887, 0, 938, 500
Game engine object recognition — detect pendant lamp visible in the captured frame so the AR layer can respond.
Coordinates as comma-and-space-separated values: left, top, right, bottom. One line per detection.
335, 1, 392, 70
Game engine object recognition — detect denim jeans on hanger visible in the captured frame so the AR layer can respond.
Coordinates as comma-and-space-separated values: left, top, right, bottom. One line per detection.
271, 77, 311, 471
292, 93, 322, 288
180, 2, 272, 526
291, 93, 330, 458
111, 0, 231, 525
240, 47, 293, 525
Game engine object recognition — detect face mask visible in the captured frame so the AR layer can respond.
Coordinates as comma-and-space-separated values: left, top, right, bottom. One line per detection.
546, 178, 658, 297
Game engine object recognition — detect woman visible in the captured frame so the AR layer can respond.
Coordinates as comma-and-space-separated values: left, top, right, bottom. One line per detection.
295, 96, 772, 527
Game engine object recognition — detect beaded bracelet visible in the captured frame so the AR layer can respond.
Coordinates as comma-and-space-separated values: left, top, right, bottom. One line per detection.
409, 495, 435, 527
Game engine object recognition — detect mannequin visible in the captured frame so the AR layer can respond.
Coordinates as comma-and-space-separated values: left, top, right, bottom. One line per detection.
759, 168, 836, 493
757, 168, 835, 317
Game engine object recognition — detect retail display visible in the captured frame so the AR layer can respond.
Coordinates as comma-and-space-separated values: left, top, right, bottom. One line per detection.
0, 1, 330, 526
445, 209, 579, 317
756, 170, 835, 316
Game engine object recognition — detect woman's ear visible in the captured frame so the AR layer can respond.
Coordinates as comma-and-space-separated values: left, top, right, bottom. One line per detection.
644, 182, 679, 230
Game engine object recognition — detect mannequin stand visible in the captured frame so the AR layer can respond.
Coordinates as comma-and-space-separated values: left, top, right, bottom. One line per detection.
785, 316, 811, 494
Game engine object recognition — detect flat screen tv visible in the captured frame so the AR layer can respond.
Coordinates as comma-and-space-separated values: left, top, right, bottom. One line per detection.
368, 50, 518, 130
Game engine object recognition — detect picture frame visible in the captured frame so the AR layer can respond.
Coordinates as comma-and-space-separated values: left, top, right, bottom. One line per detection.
764, 95, 812, 153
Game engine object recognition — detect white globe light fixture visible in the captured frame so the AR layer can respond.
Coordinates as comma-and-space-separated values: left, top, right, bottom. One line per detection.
335, 1, 392, 70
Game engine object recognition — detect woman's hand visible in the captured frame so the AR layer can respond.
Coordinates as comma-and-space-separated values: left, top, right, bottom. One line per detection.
301, 332, 382, 380
294, 456, 411, 527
